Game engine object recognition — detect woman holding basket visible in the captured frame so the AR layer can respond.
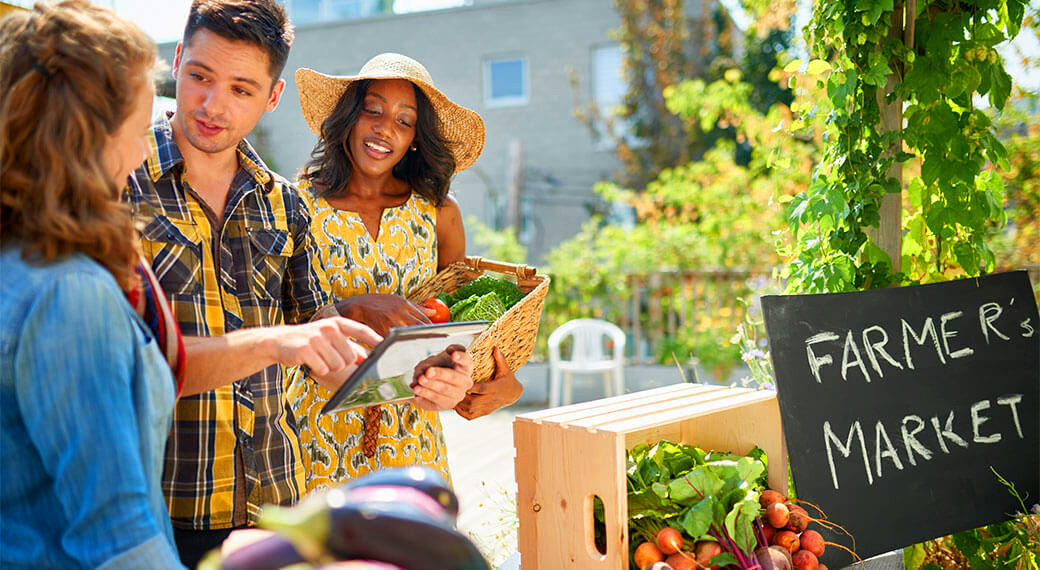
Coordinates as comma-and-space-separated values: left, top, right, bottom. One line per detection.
288, 53, 523, 492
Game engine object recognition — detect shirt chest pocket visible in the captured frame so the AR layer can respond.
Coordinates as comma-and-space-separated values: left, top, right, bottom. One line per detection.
140, 215, 204, 298
247, 227, 293, 301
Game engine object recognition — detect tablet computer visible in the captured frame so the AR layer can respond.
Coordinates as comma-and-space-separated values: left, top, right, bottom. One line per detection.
320, 321, 490, 415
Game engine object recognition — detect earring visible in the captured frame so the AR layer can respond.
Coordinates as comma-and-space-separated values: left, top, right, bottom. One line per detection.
410, 146, 417, 152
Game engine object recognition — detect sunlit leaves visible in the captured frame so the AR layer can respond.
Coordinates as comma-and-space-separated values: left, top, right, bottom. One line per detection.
806, 59, 832, 76
987, 65, 1013, 110
863, 53, 892, 87
788, 0, 1025, 292
826, 69, 856, 107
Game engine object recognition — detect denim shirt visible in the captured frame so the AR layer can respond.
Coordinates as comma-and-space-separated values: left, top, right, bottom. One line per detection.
0, 248, 184, 569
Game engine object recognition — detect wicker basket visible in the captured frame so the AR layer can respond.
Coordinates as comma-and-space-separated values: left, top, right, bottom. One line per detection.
406, 256, 550, 383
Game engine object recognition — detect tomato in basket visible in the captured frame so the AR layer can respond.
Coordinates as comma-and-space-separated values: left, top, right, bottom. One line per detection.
421, 298, 451, 323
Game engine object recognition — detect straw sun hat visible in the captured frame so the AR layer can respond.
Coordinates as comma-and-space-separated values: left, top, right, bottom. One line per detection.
296, 53, 485, 173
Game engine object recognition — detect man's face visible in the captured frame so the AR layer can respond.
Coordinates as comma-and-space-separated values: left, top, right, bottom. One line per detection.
171, 28, 284, 155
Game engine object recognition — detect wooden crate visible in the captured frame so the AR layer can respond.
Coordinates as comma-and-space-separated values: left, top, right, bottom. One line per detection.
513, 384, 788, 570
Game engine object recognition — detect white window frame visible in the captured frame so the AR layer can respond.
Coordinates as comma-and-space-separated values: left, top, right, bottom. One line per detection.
590, 42, 648, 151
591, 43, 626, 150
484, 55, 529, 108
287, 0, 387, 24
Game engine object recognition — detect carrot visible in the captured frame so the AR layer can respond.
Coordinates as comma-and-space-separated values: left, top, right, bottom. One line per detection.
771, 530, 800, 554
792, 549, 819, 570
664, 551, 697, 570
655, 527, 684, 555
785, 508, 809, 533
634, 541, 665, 569
759, 489, 787, 509
767, 502, 790, 529
799, 530, 825, 557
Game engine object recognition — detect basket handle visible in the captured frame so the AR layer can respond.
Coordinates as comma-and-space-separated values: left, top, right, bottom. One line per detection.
464, 256, 536, 280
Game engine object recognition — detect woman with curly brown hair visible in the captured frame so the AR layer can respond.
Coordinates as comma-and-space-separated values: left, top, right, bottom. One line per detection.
0, 1, 186, 567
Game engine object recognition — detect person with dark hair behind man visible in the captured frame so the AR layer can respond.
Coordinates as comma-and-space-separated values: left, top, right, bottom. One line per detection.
124, 1, 475, 567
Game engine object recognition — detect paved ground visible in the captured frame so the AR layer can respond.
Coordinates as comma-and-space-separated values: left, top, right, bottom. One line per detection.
441, 405, 528, 567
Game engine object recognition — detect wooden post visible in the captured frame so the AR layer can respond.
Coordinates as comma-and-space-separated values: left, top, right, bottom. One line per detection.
506, 138, 523, 235
867, 2, 911, 273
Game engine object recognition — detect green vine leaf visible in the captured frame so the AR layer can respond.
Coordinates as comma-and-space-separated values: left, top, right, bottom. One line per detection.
863, 53, 892, 87
792, 0, 1026, 292
987, 65, 1013, 110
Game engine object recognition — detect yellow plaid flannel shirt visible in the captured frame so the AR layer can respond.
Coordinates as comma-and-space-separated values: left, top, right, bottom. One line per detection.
125, 115, 331, 529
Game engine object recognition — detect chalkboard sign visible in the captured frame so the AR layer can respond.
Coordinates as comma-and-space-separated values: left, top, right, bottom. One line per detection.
762, 271, 1039, 568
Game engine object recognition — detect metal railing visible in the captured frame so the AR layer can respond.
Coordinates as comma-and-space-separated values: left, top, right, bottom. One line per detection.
539, 265, 1039, 365
616, 269, 777, 364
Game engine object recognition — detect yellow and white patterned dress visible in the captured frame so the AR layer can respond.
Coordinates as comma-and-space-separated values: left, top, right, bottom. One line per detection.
287, 188, 450, 493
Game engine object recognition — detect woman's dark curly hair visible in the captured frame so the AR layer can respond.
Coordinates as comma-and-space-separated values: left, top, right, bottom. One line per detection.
303, 79, 456, 206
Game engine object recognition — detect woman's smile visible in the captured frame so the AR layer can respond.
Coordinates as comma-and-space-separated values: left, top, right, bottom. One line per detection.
347, 79, 418, 177
363, 136, 394, 158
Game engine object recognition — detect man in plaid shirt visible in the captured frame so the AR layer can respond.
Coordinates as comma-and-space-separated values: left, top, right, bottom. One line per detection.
124, 1, 475, 566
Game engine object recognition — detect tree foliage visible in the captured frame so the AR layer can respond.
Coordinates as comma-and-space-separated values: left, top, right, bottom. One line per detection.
989, 92, 1040, 277
783, 0, 1027, 293
544, 0, 811, 373
586, 0, 742, 188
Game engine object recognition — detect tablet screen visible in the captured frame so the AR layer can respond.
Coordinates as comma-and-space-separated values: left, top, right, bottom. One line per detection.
320, 321, 489, 414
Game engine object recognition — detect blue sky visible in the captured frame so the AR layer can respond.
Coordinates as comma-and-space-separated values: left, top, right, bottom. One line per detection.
89, 0, 466, 43
6, 0, 1035, 91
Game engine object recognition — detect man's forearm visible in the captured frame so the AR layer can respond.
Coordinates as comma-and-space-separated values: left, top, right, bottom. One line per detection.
180, 331, 279, 397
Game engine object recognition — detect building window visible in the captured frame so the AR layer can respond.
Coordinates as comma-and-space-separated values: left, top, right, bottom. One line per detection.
591, 43, 634, 148
484, 56, 529, 107
286, 0, 322, 24
284, 0, 388, 25
394, 0, 470, 12
328, 0, 386, 19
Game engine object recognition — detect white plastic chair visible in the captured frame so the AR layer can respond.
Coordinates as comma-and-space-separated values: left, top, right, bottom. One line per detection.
547, 318, 626, 407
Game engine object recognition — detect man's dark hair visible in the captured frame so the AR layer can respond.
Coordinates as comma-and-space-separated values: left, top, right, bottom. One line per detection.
182, 0, 294, 82
303, 79, 457, 207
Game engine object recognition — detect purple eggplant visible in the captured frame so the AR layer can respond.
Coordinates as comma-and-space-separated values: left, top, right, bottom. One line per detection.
342, 466, 459, 518
218, 532, 306, 570
260, 485, 489, 570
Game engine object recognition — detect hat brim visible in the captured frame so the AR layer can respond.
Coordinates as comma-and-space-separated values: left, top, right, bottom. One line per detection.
296, 67, 485, 174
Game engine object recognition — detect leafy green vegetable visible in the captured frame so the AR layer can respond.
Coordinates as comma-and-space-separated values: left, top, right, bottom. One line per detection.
711, 552, 739, 567
441, 275, 524, 324
449, 276, 524, 309
679, 497, 714, 537
624, 441, 770, 569
668, 466, 722, 505
456, 292, 506, 322
448, 296, 478, 321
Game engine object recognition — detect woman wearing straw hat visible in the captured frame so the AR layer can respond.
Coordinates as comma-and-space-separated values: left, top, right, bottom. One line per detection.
288, 53, 523, 491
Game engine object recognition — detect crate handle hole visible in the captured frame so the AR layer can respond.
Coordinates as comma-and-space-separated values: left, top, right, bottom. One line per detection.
587, 494, 608, 558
